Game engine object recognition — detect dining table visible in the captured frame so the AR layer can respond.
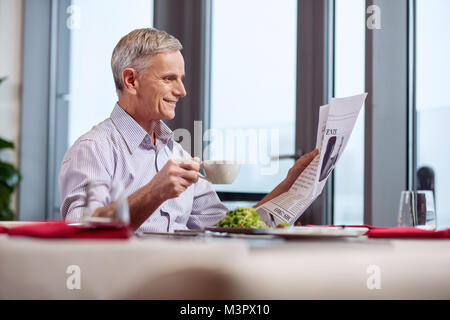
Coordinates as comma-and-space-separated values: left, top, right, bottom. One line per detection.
1, 221, 450, 300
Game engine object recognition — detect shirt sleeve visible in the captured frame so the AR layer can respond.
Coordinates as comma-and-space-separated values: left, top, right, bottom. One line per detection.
186, 177, 228, 230
58, 139, 113, 222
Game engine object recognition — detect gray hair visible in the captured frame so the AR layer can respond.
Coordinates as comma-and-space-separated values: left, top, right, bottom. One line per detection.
111, 28, 183, 93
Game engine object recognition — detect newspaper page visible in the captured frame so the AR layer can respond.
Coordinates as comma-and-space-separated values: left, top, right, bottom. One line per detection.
256, 93, 368, 225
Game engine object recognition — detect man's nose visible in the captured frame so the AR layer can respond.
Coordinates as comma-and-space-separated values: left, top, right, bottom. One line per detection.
174, 79, 187, 98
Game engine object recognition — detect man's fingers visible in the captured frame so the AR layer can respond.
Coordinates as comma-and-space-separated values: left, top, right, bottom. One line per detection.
177, 175, 196, 189
180, 169, 199, 184
93, 206, 115, 218
306, 148, 319, 159
175, 158, 201, 171
298, 149, 319, 166
305, 149, 319, 162
290, 149, 319, 175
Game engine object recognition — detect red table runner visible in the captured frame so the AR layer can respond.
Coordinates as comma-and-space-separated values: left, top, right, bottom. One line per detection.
0, 221, 130, 239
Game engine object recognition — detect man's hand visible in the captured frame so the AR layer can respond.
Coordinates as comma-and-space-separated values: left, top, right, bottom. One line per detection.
285, 149, 319, 187
254, 149, 319, 208
93, 157, 201, 230
148, 157, 201, 202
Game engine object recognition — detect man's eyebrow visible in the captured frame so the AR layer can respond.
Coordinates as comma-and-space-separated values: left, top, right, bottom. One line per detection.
161, 73, 185, 79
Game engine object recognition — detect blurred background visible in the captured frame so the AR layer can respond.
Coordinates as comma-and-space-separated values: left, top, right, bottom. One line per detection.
0, 0, 448, 228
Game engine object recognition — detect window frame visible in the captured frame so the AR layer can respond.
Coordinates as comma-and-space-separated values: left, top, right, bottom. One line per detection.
364, 0, 412, 226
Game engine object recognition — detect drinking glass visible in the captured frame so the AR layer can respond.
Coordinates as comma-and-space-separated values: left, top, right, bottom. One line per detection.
82, 180, 129, 223
397, 190, 436, 230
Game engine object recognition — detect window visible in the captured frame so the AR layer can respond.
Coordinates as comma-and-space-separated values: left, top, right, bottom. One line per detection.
210, 0, 298, 208
416, 0, 450, 228
333, 0, 366, 225
49, 0, 153, 218
68, 0, 153, 146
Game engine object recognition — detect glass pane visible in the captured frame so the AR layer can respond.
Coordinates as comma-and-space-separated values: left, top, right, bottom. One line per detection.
68, 0, 153, 146
210, 0, 297, 193
222, 201, 258, 211
333, 0, 365, 225
416, 0, 450, 228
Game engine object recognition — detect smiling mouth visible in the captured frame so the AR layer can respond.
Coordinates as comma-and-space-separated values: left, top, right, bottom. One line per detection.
163, 99, 177, 107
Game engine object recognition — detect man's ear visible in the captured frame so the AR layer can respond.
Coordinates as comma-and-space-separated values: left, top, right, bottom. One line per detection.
121, 68, 139, 95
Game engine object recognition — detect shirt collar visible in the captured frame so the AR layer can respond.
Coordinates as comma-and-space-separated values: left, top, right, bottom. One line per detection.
110, 103, 174, 154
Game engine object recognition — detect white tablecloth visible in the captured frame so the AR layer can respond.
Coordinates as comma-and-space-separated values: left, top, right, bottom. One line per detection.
1, 229, 450, 299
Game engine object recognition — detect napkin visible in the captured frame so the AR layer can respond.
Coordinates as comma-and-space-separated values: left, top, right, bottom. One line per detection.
6, 221, 130, 239
366, 227, 450, 239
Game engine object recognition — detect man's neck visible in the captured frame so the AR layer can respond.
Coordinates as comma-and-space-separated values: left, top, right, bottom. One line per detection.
117, 97, 158, 144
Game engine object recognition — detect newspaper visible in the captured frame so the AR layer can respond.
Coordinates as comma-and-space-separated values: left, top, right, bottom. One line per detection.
256, 93, 368, 225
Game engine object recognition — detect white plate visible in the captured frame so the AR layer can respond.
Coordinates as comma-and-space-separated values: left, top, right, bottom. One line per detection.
266, 226, 369, 238
205, 226, 369, 239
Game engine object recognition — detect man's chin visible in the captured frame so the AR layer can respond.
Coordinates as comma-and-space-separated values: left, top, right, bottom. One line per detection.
160, 112, 175, 121
166, 112, 176, 120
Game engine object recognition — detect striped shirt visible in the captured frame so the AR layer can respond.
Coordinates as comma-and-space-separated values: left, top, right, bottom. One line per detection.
59, 103, 228, 232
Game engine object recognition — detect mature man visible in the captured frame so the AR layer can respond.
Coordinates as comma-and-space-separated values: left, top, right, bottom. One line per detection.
59, 28, 317, 232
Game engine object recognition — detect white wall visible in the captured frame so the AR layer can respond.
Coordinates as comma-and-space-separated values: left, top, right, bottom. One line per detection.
0, 0, 23, 214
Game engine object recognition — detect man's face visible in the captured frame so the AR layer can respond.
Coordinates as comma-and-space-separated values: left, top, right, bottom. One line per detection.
135, 50, 186, 121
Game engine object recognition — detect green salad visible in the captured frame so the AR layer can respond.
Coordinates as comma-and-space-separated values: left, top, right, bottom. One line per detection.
217, 207, 268, 229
